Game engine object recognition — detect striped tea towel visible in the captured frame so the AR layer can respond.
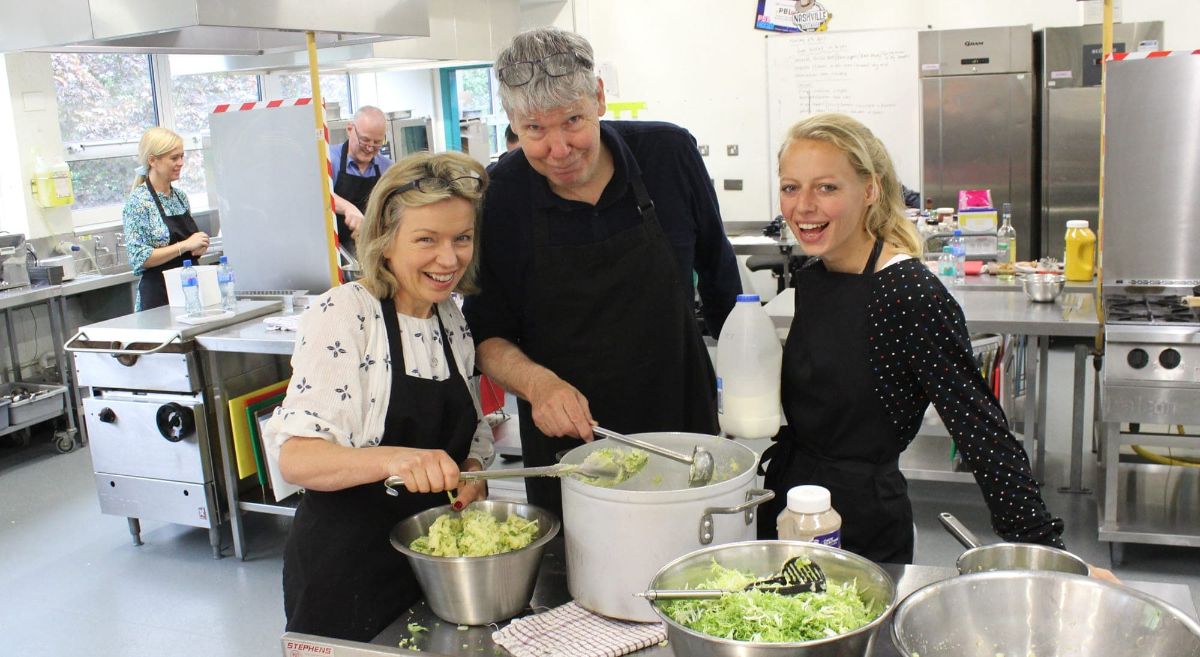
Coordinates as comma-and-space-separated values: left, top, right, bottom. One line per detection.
492, 601, 667, 657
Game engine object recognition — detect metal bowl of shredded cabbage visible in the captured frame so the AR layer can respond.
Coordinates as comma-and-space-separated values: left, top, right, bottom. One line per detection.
390, 500, 560, 625
647, 540, 896, 656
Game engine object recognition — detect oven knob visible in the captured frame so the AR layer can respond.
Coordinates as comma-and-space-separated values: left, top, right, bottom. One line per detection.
1159, 348, 1182, 370
98, 408, 116, 423
155, 403, 195, 442
1126, 348, 1149, 369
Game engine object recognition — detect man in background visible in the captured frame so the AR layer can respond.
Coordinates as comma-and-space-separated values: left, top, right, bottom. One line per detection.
332, 106, 393, 255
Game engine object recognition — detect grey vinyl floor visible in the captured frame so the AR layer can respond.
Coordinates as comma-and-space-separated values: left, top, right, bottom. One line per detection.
1, 346, 1198, 657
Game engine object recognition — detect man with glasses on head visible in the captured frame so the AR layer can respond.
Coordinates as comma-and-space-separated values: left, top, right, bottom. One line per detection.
332, 105, 394, 256
463, 27, 741, 517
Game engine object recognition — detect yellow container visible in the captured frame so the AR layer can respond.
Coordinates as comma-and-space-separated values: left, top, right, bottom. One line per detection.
31, 156, 75, 208
1064, 220, 1096, 282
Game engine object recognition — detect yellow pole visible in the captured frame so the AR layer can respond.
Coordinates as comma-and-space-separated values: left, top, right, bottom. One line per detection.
1094, 0, 1113, 349
307, 30, 342, 288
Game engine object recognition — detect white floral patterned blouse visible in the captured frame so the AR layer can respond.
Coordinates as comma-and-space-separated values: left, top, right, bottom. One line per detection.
264, 282, 495, 468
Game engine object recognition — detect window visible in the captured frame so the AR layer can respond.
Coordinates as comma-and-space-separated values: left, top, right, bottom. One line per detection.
454, 67, 507, 156
51, 54, 265, 226
170, 70, 260, 136
52, 53, 155, 145
276, 73, 351, 110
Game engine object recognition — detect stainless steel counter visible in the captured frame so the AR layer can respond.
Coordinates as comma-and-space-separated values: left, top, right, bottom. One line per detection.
764, 287, 1099, 336
282, 542, 1197, 657
58, 271, 138, 297
193, 307, 301, 355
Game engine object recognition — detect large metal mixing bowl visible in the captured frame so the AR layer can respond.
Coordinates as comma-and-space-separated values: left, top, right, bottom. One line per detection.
892, 570, 1200, 657
647, 540, 896, 657
390, 500, 560, 625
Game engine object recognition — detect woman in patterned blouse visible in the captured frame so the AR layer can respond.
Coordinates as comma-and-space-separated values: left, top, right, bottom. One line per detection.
121, 127, 209, 311
264, 151, 495, 640
757, 113, 1065, 564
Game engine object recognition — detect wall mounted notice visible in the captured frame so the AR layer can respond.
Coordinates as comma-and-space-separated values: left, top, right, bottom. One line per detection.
765, 29, 919, 212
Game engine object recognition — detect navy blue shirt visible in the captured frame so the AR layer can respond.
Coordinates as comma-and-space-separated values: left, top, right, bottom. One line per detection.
464, 120, 741, 345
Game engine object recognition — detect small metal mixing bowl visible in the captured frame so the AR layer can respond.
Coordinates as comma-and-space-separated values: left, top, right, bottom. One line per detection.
1020, 273, 1066, 302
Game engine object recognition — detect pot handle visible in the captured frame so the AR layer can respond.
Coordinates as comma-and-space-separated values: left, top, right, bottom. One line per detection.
938, 512, 982, 550
698, 488, 775, 545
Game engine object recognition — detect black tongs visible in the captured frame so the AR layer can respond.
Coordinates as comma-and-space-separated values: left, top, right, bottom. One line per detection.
637, 557, 828, 600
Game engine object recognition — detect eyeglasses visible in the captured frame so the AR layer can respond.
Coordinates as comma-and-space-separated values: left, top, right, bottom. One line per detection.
497, 52, 592, 87
392, 176, 483, 196
351, 124, 386, 148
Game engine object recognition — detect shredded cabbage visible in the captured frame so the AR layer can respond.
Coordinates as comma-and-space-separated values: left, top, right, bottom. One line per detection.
659, 561, 880, 643
409, 508, 539, 557
577, 447, 649, 487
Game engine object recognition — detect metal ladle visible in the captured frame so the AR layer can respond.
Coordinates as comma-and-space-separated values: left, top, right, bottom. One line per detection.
591, 426, 715, 486
383, 460, 622, 497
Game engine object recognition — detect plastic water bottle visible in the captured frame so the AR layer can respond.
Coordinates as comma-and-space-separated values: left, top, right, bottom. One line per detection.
938, 246, 956, 283
996, 202, 1017, 279
716, 294, 782, 439
950, 230, 966, 285
180, 259, 202, 317
217, 256, 236, 312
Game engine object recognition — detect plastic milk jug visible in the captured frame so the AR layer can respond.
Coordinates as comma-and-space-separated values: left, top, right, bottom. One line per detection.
716, 294, 782, 439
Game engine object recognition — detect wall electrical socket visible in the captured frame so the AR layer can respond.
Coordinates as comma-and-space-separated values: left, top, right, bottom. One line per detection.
726, 144, 739, 156
698, 145, 710, 156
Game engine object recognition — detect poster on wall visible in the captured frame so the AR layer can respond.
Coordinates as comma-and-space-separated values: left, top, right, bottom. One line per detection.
755, 0, 834, 33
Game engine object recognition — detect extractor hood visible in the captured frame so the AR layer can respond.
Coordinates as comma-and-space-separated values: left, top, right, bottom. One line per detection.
0, 0, 431, 55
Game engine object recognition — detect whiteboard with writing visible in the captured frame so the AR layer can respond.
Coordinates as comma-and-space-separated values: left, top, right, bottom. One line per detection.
765, 29, 919, 212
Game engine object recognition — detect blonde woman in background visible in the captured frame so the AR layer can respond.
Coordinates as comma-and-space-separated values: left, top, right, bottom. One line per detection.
757, 113, 1064, 563
121, 127, 209, 310
265, 151, 495, 641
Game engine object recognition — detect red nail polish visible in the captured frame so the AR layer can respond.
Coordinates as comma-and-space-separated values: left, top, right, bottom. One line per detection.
453, 502, 464, 510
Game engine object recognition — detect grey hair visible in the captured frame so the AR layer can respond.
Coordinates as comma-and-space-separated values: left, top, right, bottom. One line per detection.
496, 27, 599, 118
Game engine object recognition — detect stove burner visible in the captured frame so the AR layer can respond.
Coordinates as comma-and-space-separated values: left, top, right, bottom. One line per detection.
1105, 294, 1200, 325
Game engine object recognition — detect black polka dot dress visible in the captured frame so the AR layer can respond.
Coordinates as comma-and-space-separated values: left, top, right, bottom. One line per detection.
869, 259, 1064, 547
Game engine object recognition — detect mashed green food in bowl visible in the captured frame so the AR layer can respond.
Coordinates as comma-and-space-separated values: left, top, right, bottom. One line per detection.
390, 500, 561, 625
409, 508, 540, 557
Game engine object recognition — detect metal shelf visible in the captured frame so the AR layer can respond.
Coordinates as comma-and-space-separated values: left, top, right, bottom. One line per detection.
1098, 461, 1200, 548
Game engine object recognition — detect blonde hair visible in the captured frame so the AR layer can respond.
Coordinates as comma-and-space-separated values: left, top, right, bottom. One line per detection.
778, 113, 922, 257
132, 127, 184, 191
357, 151, 488, 300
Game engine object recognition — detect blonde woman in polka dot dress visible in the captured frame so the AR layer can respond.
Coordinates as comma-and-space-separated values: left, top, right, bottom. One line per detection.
757, 113, 1064, 564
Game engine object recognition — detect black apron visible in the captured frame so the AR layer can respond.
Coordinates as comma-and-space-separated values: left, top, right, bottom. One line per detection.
518, 176, 719, 518
758, 239, 914, 564
283, 298, 477, 641
137, 180, 200, 311
334, 141, 382, 256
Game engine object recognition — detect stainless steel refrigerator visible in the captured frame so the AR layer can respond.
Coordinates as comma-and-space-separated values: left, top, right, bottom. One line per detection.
1037, 22, 1163, 261
920, 25, 1035, 261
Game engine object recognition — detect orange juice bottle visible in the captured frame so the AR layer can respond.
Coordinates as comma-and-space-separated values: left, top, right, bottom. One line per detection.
1064, 220, 1096, 282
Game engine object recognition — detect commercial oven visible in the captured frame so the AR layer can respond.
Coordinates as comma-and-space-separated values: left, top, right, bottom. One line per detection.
67, 301, 281, 557
328, 110, 433, 162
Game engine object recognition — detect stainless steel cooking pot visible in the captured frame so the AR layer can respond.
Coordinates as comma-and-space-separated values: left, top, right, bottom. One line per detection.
559, 432, 772, 621
939, 512, 1090, 575
892, 571, 1200, 657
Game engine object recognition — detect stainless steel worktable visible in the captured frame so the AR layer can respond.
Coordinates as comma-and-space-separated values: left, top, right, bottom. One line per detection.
194, 305, 302, 559
765, 287, 1101, 488
282, 540, 1197, 657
